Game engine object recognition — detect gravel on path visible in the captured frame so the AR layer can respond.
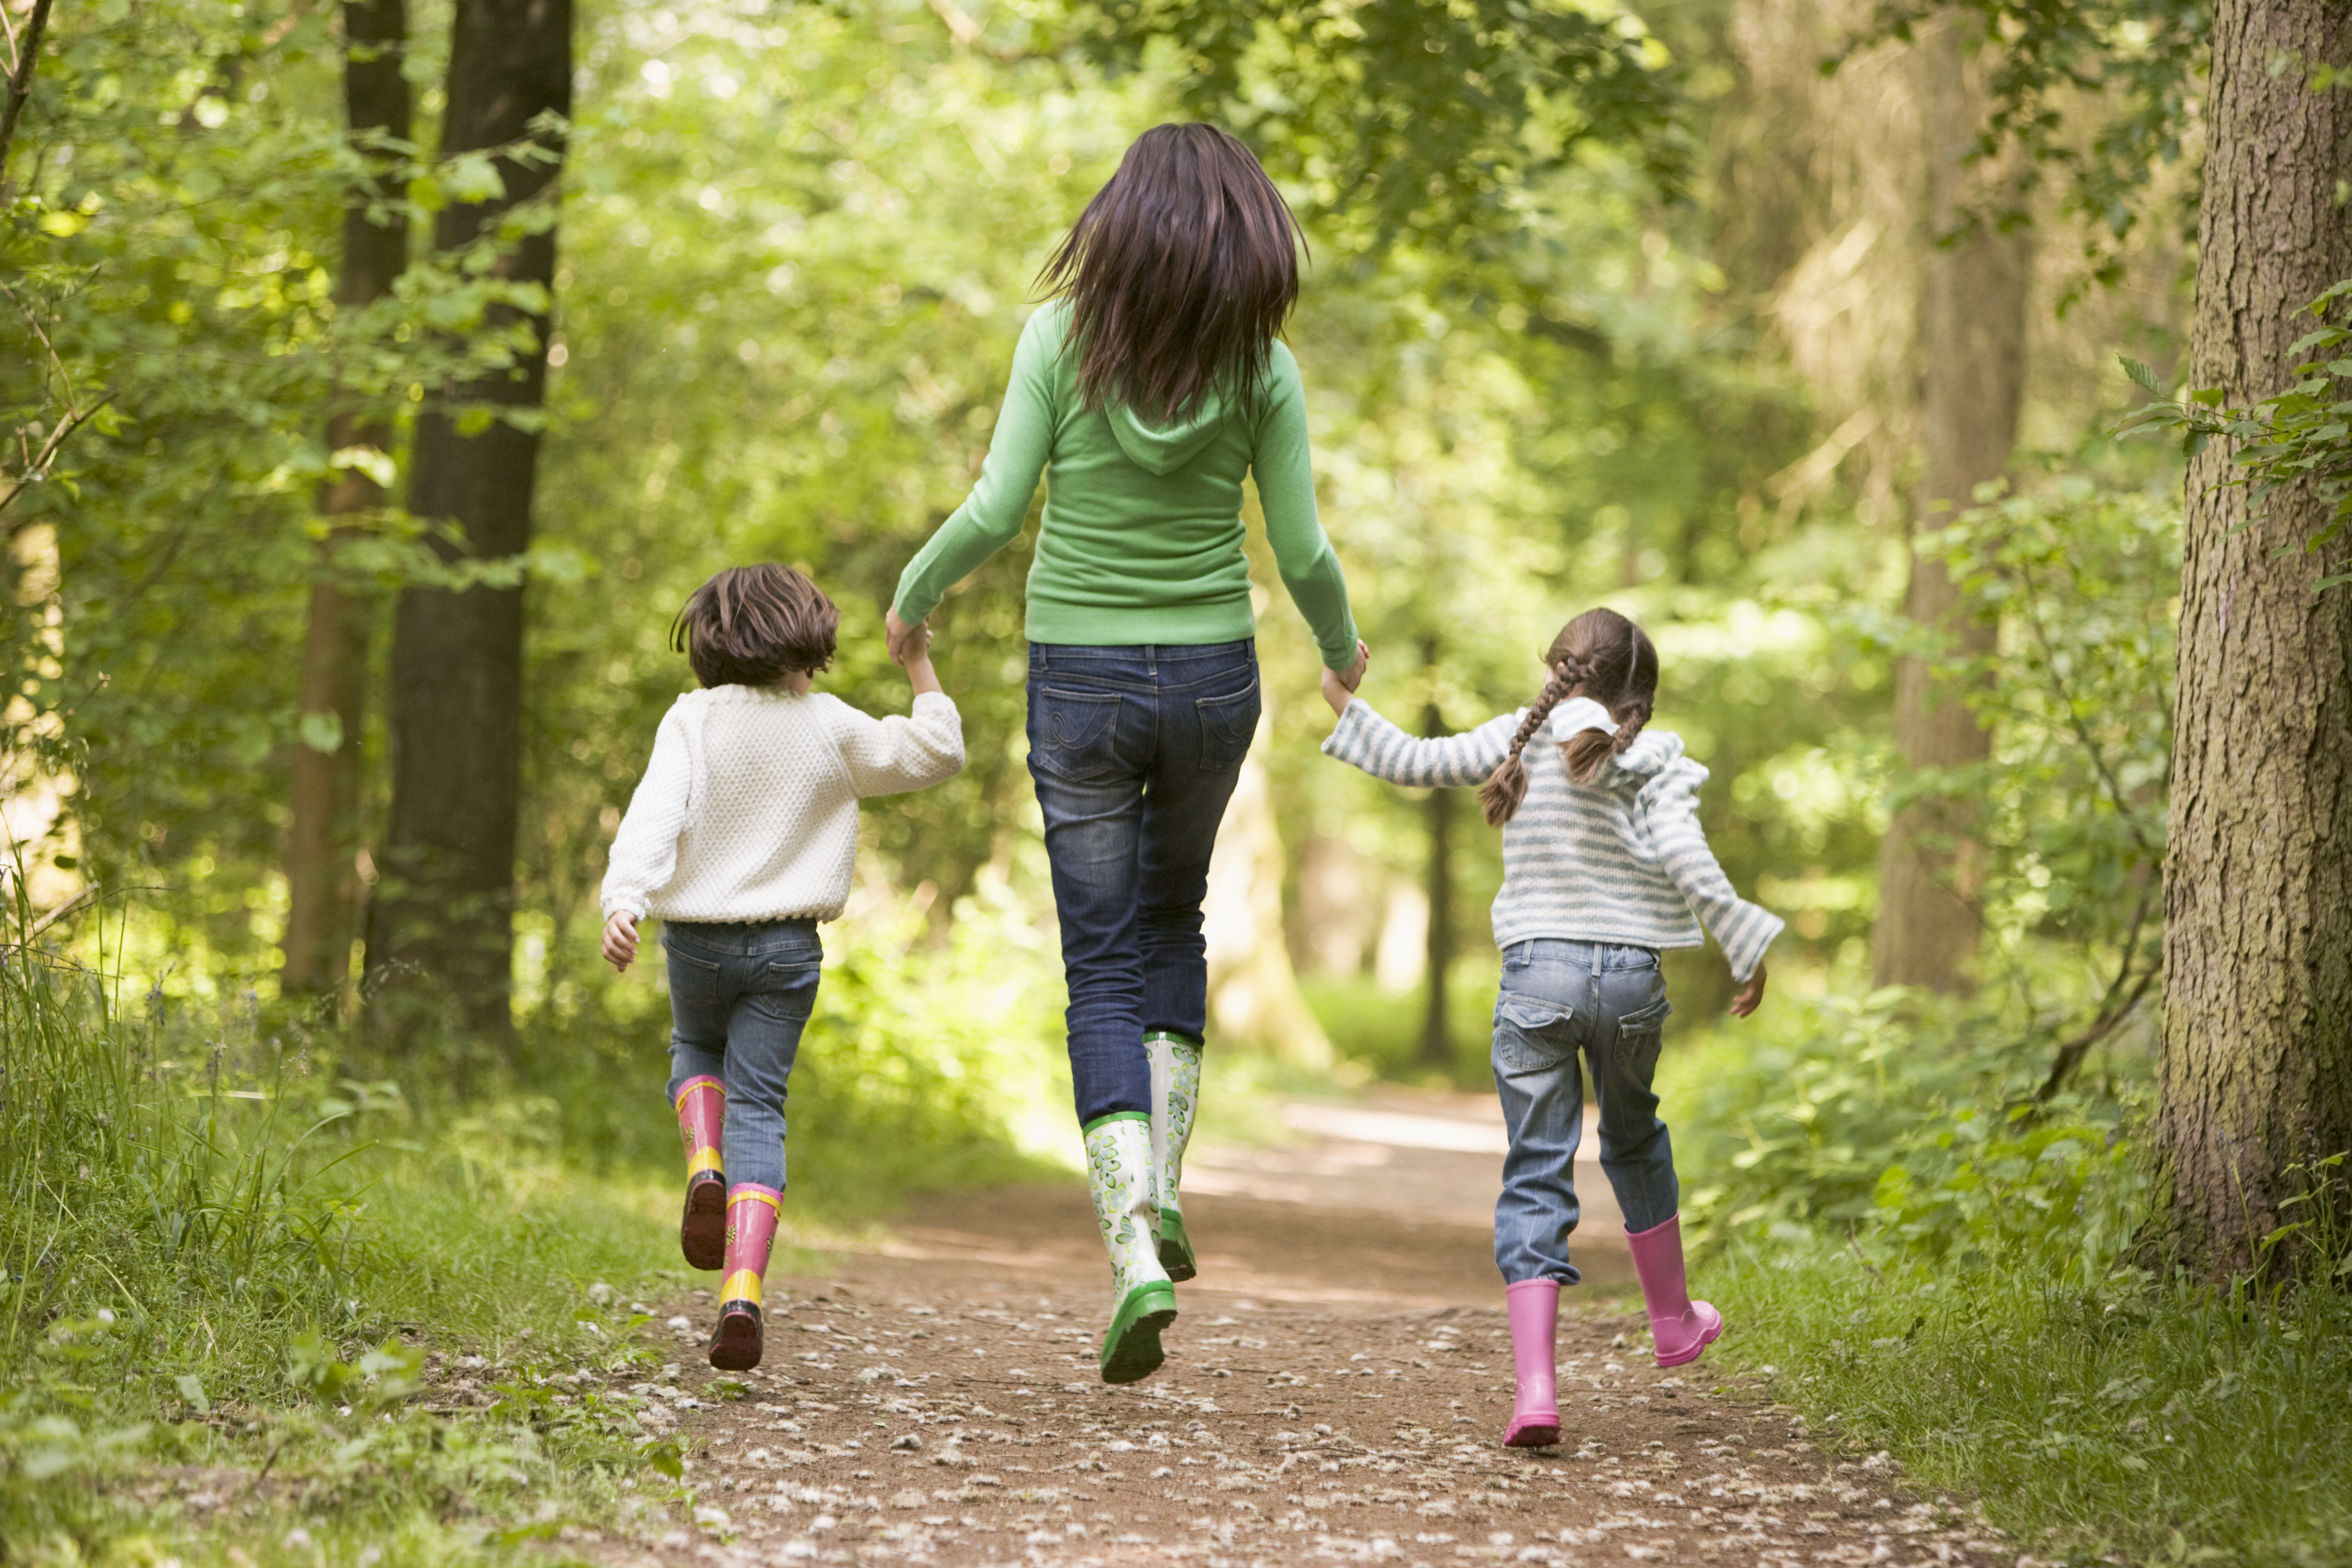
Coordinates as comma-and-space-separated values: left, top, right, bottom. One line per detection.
556, 1164, 2012, 1568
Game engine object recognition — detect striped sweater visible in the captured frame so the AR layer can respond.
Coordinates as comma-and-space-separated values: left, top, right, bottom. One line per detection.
1321, 695, 1783, 981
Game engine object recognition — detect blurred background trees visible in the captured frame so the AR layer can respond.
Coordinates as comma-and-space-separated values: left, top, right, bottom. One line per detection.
3, 0, 2340, 1271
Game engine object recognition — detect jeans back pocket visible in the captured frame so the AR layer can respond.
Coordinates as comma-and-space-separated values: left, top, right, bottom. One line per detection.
1492, 992, 1576, 1074
1195, 676, 1263, 770
1029, 687, 1124, 784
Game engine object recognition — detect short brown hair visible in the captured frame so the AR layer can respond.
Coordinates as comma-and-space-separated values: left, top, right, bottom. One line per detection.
670, 565, 839, 688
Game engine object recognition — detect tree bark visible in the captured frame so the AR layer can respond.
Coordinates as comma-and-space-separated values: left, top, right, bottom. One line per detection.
1419, 688, 1455, 1068
1870, 20, 2030, 994
2152, 0, 2352, 1279
283, 0, 409, 1001
366, 0, 569, 1054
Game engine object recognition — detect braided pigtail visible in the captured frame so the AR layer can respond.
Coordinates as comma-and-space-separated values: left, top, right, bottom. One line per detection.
1479, 657, 1581, 826
1565, 696, 1652, 784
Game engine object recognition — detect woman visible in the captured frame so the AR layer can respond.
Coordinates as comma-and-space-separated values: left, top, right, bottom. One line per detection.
887, 122, 1366, 1383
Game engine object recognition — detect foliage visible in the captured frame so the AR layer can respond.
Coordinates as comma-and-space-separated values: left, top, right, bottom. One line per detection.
2121, 287, 2352, 590
1710, 1172, 2352, 1568
1078, 0, 1689, 245
1841, 0, 2209, 293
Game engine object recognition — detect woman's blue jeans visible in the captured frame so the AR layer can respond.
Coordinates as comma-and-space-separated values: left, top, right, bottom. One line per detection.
1026, 640, 1261, 1126
1491, 939, 1680, 1284
662, 917, 822, 1192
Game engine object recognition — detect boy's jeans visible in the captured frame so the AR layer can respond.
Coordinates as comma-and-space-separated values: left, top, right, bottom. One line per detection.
1491, 939, 1679, 1284
663, 917, 823, 1192
1025, 640, 1262, 1127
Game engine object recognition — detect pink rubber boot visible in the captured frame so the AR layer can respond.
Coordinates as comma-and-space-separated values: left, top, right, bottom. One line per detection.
710, 1183, 782, 1371
674, 1077, 727, 1270
1625, 1214, 1722, 1368
1503, 1279, 1561, 1447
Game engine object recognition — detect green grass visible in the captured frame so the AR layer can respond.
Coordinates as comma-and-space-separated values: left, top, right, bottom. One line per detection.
0, 888, 1067, 1565
1707, 1242, 2352, 1568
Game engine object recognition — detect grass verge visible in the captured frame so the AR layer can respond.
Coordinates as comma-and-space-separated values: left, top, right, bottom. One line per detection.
1708, 1241, 2352, 1568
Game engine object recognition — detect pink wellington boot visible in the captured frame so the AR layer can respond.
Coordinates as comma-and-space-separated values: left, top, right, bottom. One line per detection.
710, 1183, 782, 1371
1503, 1279, 1561, 1447
1625, 1214, 1722, 1368
673, 1077, 727, 1271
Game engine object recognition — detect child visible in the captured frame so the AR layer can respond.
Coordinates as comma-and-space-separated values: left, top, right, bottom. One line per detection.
1318, 607, 1780, 1447
600, 564, 964, 1371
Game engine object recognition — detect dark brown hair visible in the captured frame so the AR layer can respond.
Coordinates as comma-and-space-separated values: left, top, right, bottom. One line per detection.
1036, 122, 1307, 425
670, 565, 839, 688
1478, 608, 1660, 826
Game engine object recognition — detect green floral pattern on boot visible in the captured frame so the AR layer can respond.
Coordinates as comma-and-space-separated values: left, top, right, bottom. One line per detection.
1084, 1113, 1176, 1383
1146, 1031, 1204, 1281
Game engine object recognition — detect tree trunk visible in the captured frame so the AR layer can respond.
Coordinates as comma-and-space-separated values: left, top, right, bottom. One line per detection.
1419, 689, 1455, 1068
366, 0, 569, 1055
2152, 0, 2352, 1279
1870, 21, 2030, 994
1202, 711, 1334, 1068
283, 0, 409, 1002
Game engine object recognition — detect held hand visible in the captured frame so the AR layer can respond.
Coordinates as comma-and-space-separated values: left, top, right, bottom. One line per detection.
903, 633, 942, 697
1729, 959, 1767, 1018
1338, 639, 1371, 693
1320, 664, 1354, 717
884, 605, 929, 669
601, 910, 639, 973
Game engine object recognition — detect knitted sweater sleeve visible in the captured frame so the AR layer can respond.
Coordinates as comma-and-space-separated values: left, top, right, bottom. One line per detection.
1320, 698, 1516, 788
817, 691, 966, 798
600, 702, 694, 920
1639, 757, 1785, 982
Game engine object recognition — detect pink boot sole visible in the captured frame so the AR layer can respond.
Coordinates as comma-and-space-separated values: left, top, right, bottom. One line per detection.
1652, 1301, 1722, 1367
1504, 1412, 1561, 1447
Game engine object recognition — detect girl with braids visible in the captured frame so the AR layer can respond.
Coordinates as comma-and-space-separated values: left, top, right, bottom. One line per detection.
1318, 607, 1781, 1448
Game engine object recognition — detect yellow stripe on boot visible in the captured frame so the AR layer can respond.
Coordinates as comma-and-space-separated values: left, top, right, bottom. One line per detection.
721, 1269, 764, 1307
687, 1147, 724, 1178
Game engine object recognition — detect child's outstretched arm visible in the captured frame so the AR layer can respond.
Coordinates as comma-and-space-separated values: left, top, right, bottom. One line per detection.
817, 657, 964, 798
1640, 758, 1785, 995
1319, 691, 1518, 789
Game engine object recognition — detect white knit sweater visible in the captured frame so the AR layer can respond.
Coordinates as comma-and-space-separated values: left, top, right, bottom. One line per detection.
1322, 695, 1782, 981
600, 686, 964, 924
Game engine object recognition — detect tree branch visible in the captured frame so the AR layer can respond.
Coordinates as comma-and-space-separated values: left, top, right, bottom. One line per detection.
0, 0, 55, 185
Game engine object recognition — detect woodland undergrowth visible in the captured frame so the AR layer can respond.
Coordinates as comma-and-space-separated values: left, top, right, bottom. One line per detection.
1665, 1000, 2352, 1568
0, 884, 1066, 1566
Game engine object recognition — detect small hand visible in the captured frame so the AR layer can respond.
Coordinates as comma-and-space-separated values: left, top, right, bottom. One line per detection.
885, 605, 929, 669
602, 910, 639, 973
1338, 639, 1370, 693
1729, 959, 1767, 1018
1320, 663, 1354, 716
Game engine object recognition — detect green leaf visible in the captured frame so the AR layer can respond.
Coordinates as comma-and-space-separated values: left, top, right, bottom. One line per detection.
174, 1373, 211, 1414
2120, 355, 2162, 394
298, 710, 344, 754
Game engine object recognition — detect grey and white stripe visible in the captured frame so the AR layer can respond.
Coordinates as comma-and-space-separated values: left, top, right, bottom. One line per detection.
1321, 695, 1783, 981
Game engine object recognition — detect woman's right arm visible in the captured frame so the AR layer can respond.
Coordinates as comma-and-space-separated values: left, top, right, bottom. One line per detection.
892, 309, 1059, 625
1321, 698, 1517, 788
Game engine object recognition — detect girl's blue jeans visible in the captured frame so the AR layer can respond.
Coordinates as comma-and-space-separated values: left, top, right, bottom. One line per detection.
1025, 640, 1262, 1127
1491, 939, 1680, 1284
662, 917, 822, 1192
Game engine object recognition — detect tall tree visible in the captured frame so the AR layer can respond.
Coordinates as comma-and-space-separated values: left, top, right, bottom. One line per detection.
1870, 19, 2031, 994
1419, 679, 1456, 1069
366, 0, 569, 1052
2152, 0, 2352, 1278
283, 0, 408, 1001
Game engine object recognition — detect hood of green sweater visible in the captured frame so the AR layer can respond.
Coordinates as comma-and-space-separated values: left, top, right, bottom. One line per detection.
1104, 392, 1232, 475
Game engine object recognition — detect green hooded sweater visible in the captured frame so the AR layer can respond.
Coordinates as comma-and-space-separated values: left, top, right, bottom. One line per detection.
891, 298, 1360, 671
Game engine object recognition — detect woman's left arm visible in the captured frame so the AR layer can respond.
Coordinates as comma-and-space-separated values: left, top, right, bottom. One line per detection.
1253, 346, 1361, 673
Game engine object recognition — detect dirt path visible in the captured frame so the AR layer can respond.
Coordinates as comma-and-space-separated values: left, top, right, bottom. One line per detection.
581, 1094, 2013, 1568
